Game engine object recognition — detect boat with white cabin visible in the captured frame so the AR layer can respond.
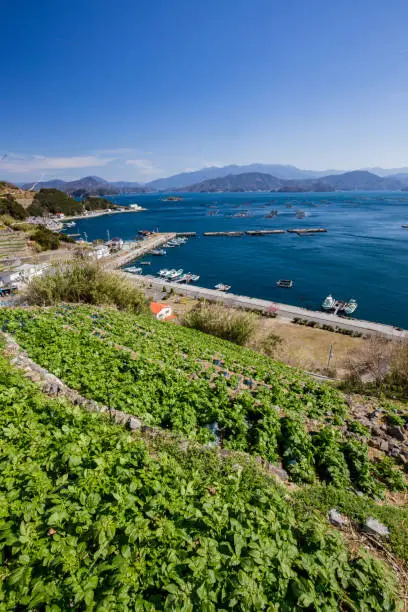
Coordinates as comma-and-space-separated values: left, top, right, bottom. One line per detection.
215, 283, 231, 291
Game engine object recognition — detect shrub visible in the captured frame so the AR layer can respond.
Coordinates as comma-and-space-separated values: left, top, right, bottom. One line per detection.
372, 457, 407, 491
31, 227, 60, 250
25, 260, 148, 313
258, 331, 282, 357
183, 301, 257, 346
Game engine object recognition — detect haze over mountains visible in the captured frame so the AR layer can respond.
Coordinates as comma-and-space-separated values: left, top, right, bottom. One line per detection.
18, 164, 408, 194
145, 163, 408, 190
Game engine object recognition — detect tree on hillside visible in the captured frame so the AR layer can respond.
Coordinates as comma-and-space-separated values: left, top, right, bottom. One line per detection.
0, 195, 28, 220
28, 189, 83, 216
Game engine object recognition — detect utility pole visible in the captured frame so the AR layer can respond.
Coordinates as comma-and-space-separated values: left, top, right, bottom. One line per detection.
327, 344, 333, 369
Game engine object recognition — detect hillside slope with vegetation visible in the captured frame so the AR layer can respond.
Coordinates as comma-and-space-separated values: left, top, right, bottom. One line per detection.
0, 257, 407, 608
0, 330, 405, 609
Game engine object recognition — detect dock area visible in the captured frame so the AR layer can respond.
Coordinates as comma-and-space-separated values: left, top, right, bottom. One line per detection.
175, 232, 196, 237
123, 272, 407, 340
104, 233, 175, 270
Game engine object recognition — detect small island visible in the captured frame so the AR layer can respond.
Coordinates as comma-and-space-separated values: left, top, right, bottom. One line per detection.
162, 195, 183, 201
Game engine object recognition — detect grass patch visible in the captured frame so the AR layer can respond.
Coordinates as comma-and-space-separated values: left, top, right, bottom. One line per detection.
183, 300, 257, 346
24, 260, 148, 313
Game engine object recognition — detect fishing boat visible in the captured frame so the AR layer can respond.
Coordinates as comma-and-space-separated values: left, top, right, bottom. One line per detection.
140, 261, 151, 265
167, 268, 183, 280
322, 294, 336, 310
215, 283, 231, 291
125, 266, 142, 274
175, 273, 200, 283
150, 249, 166, 256
277, 279, 293, 288
64, 221, 76, 227
343, 299, 358, 315
159, 269, 170, 277
321, 294, 358, 315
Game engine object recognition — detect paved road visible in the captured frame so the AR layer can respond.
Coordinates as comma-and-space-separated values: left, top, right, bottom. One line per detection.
125, 273, 407, 340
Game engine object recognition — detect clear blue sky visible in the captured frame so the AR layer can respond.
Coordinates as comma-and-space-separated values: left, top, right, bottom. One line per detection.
1, 0, 408, 182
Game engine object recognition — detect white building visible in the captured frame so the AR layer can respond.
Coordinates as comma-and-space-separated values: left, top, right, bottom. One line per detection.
93, 244, 110, 259
16, 264, 45, 283
0, 271, 20, 287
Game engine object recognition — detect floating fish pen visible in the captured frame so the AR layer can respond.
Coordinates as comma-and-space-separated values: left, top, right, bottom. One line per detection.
203, 231, 243, 237
245, 230, 285, 235
277, 279, 293, 288
287, 228, 327, 234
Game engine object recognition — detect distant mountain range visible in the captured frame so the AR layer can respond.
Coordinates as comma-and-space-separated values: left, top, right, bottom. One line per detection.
16, 165, 408, 195
181, 170, 405, 193
22, 176, 151, 196
145, 163, 408, 191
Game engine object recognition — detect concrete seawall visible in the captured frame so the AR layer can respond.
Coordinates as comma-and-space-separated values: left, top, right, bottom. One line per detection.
124, 273, 408, 340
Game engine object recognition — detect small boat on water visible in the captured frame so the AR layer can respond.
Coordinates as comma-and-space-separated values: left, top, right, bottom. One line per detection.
125, 266, 142, 274
322, 294, 336, 310
277, 279, 293, 288
343, 299, 358, 315
166, 268, 183, 280
64, 221, 76, 227
174, 273, 200, 283
165, 237, 188, 247
140, 261, 151, 265
150, 249, 166, 256
159, 268, 183, 280
215, 283, 231, 291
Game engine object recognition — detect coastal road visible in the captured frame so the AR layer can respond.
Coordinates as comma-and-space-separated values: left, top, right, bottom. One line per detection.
124, 273, 408, 341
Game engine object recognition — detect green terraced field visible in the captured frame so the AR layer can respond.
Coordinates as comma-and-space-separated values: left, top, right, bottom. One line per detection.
0, 348, 401, 610
1, 306, 406, 499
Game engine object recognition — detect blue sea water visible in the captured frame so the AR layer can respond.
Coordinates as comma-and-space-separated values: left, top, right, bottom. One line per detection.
68, 192, 408, 328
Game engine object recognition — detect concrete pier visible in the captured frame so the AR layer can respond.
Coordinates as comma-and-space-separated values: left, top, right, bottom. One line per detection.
104, 233, 175, 270
203, 231, 243, 237
287, 228, 327, 234
245, 230, 285, 235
